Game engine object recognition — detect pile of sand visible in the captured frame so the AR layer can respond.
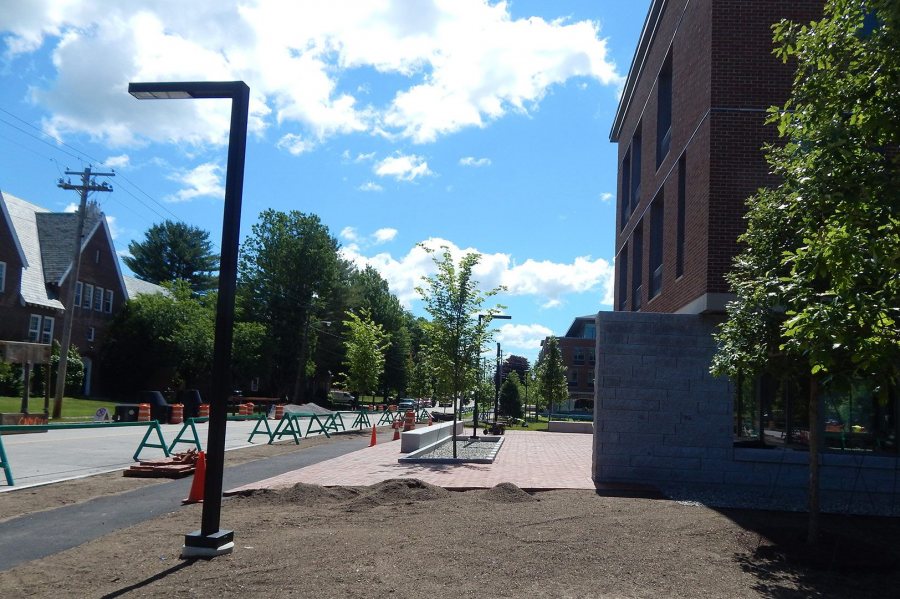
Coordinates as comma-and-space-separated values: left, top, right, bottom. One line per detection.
283, 402, 334, 415
481, 482, 537, 503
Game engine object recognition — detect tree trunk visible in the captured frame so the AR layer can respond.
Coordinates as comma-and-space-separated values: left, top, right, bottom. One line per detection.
807, 375, 820, 545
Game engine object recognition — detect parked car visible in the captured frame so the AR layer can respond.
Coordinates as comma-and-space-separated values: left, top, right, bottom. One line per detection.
329, 390, 356, 407
397, 398, 417, 412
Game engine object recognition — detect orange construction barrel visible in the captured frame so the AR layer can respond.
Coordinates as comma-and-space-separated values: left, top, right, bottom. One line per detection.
403, 409, 416, 431
199, 404, 210, 418
137, 403, 150, 422
170, 404, 184, 424
274, 404, 285, 420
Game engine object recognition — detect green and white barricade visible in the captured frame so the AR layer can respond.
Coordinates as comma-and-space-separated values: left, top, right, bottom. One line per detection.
350, 410, 371, 429
377, 409, 399, 426
271, 412, 332, 444
168, 413, 274, 453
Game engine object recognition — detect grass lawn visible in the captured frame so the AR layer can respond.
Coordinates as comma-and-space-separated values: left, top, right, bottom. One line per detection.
0, 396, 116, 420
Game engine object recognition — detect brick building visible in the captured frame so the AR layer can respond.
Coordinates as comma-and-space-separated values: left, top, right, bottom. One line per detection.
0, 190, 164, 396
593, 1, 899, 513
541, 316, 596, 412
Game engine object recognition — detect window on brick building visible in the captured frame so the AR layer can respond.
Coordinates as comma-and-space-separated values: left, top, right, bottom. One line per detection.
74, 281, 83, 306
93, 287, 103, 311
87, 327, 95, 342
620, 152, 631, 230
28, 315, 41, 342
631, 223, 643, 311
649, 192, 664, 299
0, 261, 6, 293
656, 52, 673, 168
568, 369, 578, 387
617, 244, 628, 311
676, 153, 686, 277
573, 348, 585, 365
104, 289, 113, 313
583, 324, 595, 339
40, 316, 54, 344
630, 127, 642, 216
587, 349, 595, 365
83, 284, 93, 309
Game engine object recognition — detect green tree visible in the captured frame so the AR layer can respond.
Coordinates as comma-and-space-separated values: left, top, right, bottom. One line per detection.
712, 0, 900, 543
499, 371, 523, 419
416, 246, 504, 454
124, 220, 219, 293
537, 336, 568, 421
238, 210, 343, 400
341, 309, 391, 401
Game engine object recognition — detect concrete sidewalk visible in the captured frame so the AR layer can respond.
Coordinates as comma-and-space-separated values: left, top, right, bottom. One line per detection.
229, 430, 598, 493
1, 414, 366, 490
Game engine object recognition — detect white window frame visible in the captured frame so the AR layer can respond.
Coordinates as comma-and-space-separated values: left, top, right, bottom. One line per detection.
93, 286, 103, 311
87, 327, 95, 342
74, 281, 83, 307
0, 261, 6, 293
28, 314, 41, 342
83, 284, 94, 309
103, 289, 113, 313
41, 316, 54, 344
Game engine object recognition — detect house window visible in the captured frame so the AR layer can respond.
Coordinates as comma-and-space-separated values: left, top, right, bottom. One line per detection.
621, 152, 631, 229
617, 244, 628, 311
74, 281, 83, 307
95, 249, 101, 264
587, 349, 596, 365
568, 369, 578, 387
583, 324, 595, 339
93, 287, 103, 311
573, 348, 585, 365
87, 327, 95, 342
104, 289, 113, 313
676, 154, 686, 277
0, 261, 5, 293
41, 316, 54, 344
83, 284, 94, 309
656, 52, 673, 168
28, 315, 41, 342
631, 223, 643, 311
649, 192, 664, 299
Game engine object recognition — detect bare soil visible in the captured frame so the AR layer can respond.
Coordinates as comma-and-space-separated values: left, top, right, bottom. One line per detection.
1, 435, 898, 598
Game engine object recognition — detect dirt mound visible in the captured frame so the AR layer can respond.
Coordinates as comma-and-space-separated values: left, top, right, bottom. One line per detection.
235, 482, 360, 506
284, 403, 334, 415
345, 478, 450, 510
482, 482, 537, 503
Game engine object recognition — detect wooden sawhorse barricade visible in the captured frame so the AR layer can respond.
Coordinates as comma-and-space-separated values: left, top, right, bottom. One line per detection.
0, 420, 169, 487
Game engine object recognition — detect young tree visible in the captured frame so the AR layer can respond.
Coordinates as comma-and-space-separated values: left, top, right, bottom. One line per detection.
124, 220, 219, 293
238, 210, 343, 399
537, 336, 568, 423
416, 246, 504, 456
499, 371, 524, 419
713, 0, 900, 543
341, 309, 391, 402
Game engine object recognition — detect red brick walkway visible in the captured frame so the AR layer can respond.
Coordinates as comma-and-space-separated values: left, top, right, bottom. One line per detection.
227, 430, 595, 493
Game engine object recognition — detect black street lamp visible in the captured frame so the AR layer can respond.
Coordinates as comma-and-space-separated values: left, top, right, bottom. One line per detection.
129, 81, 249, 558
476, 313, 510, 437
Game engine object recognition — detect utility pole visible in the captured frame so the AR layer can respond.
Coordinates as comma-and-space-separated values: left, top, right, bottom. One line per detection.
53, 167, 114, 418
494, 342, 502, 425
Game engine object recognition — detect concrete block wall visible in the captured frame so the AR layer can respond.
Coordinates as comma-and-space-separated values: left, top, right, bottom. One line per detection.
593, 311, 900, 515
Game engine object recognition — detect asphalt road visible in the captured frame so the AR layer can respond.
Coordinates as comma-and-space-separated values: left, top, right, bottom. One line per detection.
0, 435, 371, 571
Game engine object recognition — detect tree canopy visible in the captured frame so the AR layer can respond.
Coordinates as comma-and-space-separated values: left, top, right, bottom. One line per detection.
537, 336, 568, 416
341, 308, 391, 399
124, 220, 219, 293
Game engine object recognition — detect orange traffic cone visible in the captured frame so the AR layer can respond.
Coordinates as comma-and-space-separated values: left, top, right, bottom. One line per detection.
392, 425, 401, 441
183, 451, 206, 504
427, 413, 433, 426
369, 426, 377, 447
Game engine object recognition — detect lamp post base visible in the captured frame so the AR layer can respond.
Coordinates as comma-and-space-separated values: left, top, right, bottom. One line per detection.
182, 529, 234, 558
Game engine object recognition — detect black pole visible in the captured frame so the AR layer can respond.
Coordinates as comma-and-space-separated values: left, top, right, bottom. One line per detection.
493, 342, 501, 426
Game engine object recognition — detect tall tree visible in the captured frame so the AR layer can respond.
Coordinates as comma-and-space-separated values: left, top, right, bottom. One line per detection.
238, 210, 343, 399
712, 0, 900, 544
417, 246, 504, 455
537, 336, 568, 423
499, 371, 524, 419
124, 220, 219, 293
341, 309, 390, 401
502, 354, 530, 383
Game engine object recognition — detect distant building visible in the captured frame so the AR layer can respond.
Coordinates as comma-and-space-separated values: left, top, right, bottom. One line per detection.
0, 190, 166, 396
541, 315, 596, 412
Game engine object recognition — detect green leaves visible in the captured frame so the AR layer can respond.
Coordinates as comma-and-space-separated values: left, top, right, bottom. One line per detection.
341, 309, 390, 397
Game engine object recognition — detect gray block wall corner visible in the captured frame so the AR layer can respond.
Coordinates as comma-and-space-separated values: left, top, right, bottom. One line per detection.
592, 311, 900, 516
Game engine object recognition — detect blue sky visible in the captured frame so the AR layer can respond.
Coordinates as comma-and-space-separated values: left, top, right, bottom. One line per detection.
0, 1, 647, 363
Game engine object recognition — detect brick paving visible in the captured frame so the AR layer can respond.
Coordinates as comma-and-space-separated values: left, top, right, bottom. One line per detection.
227, 430, 596, 493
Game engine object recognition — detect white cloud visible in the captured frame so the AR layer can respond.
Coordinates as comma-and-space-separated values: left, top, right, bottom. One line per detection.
104, 154, 130, 168
276, 133, 315, 155
63, 202, 78, 213
104, 214, 122, 239
542, 299, 563, 309
340, 226, 359, 242
3, 1, 621, 149
340, 237, 614, 309
496, 323, 553, 351
374, 153, 432, 182
373, 228, 397, 244
355, 152, 376, 162
358, 181, 383, 192
166, 162, 224, 203
599, 192, 613, 203
459, 156, 491, 167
